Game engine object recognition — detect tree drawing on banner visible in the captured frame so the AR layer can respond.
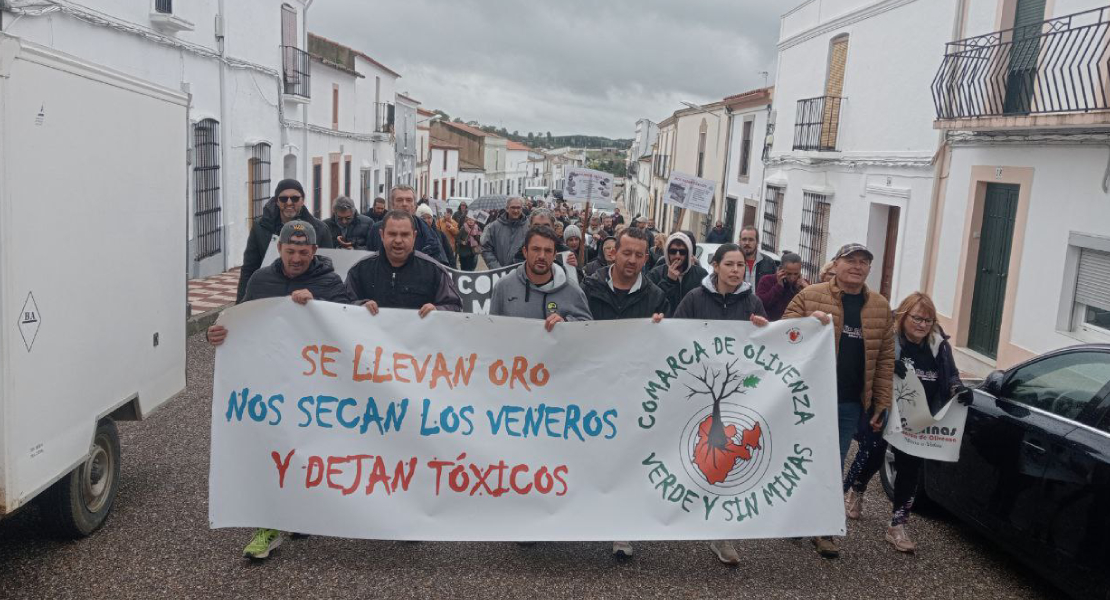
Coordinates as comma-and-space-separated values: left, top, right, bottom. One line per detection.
895, 364, 921, 411
684, 360, 762, 485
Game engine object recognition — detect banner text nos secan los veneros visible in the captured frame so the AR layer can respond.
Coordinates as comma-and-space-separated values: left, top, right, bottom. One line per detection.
209, 299, 844, 541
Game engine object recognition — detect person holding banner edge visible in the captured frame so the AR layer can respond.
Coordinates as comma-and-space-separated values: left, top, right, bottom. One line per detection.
783, 243, 895, 559
207, 220, 353, 560
672, 243, 770, 566
842, 292, 972, 553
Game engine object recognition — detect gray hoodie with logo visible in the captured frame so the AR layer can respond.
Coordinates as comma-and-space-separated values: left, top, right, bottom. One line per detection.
489, 262, 593, 321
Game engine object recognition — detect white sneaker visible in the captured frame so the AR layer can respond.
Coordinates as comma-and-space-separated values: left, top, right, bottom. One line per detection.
612, 541, 634, 557
709, 540, 741, 565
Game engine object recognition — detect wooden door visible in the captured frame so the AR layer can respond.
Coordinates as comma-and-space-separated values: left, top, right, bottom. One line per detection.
968, 184, 1019, 358
879, 206, 900, 300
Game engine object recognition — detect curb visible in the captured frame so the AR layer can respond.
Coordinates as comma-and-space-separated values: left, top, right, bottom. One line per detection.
187, 304, 231, 337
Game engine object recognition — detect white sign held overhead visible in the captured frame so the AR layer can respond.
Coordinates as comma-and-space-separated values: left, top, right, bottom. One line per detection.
563, 168, 614, 203
664, 171, 716, 214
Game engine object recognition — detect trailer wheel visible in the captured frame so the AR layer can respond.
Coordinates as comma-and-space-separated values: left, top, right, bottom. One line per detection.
42, 418, 121, 538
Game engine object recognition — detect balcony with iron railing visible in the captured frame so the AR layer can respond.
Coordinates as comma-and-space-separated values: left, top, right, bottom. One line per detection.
374, 102, 395, 134
793, 95, 843, 151
282, 46, 311, 101
933, 6, 1110, 130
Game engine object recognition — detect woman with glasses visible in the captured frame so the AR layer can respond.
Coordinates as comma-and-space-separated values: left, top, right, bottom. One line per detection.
842, 291, 972, 552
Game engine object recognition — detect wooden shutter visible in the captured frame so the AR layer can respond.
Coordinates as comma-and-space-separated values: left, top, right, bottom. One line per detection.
825, 37, 849, 97
1077, 248, 1110, 311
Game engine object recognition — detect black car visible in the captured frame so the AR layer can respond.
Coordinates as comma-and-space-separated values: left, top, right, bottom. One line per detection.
882, 344, 1110, 599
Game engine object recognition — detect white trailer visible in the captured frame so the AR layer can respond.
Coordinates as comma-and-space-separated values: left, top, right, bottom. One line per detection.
0, 34, 187, 536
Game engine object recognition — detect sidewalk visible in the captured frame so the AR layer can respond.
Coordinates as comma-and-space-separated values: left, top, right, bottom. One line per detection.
188, 268, 239, 318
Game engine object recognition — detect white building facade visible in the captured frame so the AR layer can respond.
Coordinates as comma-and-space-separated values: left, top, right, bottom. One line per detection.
926, 0, 1110, 372
626, 119, 659, 219
722, 88, 774, 238
394, 93, 419, 189
3, 0, 313, 278
765, 0, 961, 302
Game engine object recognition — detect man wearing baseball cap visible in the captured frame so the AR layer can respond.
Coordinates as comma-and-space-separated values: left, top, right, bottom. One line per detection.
783, 243, 894, 559
207, 220, 353, 560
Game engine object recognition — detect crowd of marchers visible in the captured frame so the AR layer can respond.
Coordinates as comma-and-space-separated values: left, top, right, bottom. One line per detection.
207, 178, 976, 566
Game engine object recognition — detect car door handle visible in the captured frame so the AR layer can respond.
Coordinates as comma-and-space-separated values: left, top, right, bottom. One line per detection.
1023, 440, 1046, 455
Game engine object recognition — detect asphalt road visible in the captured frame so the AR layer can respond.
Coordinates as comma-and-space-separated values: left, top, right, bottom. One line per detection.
0, 332, 1058, 600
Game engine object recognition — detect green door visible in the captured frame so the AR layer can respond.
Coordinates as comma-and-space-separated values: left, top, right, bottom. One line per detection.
968, 183, 1019, 358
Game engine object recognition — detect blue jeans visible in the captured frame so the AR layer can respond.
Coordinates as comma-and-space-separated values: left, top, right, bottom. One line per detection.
837, 403, 863, 469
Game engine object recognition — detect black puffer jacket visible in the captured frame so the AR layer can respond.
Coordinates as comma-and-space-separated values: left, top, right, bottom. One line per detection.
241, 256, 354, 304
345, 251, 461, 311
647, 263, 709, 319
582, 267, 669, 321
673, 275, 766, 321
237, 199, 333, 303
324, 214, 374, 250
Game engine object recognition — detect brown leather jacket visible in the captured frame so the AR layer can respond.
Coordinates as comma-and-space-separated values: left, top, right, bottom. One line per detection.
783, 278, 895, 412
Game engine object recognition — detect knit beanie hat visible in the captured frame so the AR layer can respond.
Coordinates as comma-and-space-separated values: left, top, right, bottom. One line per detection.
273, 178, 305, 199
564, 224, 582, 241
415, 204, 434, 218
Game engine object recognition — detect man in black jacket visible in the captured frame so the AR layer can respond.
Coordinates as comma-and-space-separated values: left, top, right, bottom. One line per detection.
366, 186, 449, 264
324, 196, 374, 250
581, 227, 666, 559
208, 219, 352, 560
347, 210, 462, 317
738, 226, 778, 288
647, 232, 707, 317
236, 179, 333, 303
363, 196, 388, 223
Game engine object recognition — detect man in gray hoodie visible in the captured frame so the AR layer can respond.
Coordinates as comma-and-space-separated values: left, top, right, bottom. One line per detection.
490, 225, 592, 330
481, 197, 529, 268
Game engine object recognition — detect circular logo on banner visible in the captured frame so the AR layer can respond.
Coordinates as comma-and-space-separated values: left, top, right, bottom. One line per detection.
787, 328, 803, 344
678, 402, 772, 497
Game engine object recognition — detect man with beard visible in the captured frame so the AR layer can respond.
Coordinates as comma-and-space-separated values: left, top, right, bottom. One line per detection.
363, 196, 388, 223
347, 211, 462, 316
647, 232, 708, 317
582, 226, 667, 558
490, 226, 591, 327
706, 220, 730, 244
738, 226, 778, 287
481, 196, 528, 268
237, 179, 333, 303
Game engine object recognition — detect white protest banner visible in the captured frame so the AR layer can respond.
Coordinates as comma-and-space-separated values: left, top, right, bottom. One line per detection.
665, 171, 716, 214
563, 167, 614, 203
471, 210, 490, 225
883, 369, 968, 462
209, 303, 843, 541
261, 241, 515, 315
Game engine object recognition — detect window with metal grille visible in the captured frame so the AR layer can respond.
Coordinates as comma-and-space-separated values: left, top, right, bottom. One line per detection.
193, 119, 221, 261
248, 143, 271, 228
761, 185, 783, 253
798, 192, 831, 281
155, 0, 173, 14
360, 169, 371, 212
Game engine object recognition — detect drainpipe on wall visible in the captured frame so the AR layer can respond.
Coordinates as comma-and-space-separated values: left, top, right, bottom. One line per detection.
216, 0, 229, 273
302, 0, 313, 194
718, 107, 736, 239
921, 0, 968, 294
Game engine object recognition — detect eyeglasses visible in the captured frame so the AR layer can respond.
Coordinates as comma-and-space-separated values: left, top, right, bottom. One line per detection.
908, 315, 935, 326
668, 248, 688, 256
277, 195, 302, 204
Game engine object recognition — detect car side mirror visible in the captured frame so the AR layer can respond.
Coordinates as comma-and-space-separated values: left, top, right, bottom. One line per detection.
981, 370, 1006, 396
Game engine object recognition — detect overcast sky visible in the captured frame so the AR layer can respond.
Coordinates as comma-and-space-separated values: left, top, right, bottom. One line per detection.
312, 1, 782, 140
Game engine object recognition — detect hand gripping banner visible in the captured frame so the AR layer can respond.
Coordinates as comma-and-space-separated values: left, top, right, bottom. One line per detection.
209, 299, 844, 541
